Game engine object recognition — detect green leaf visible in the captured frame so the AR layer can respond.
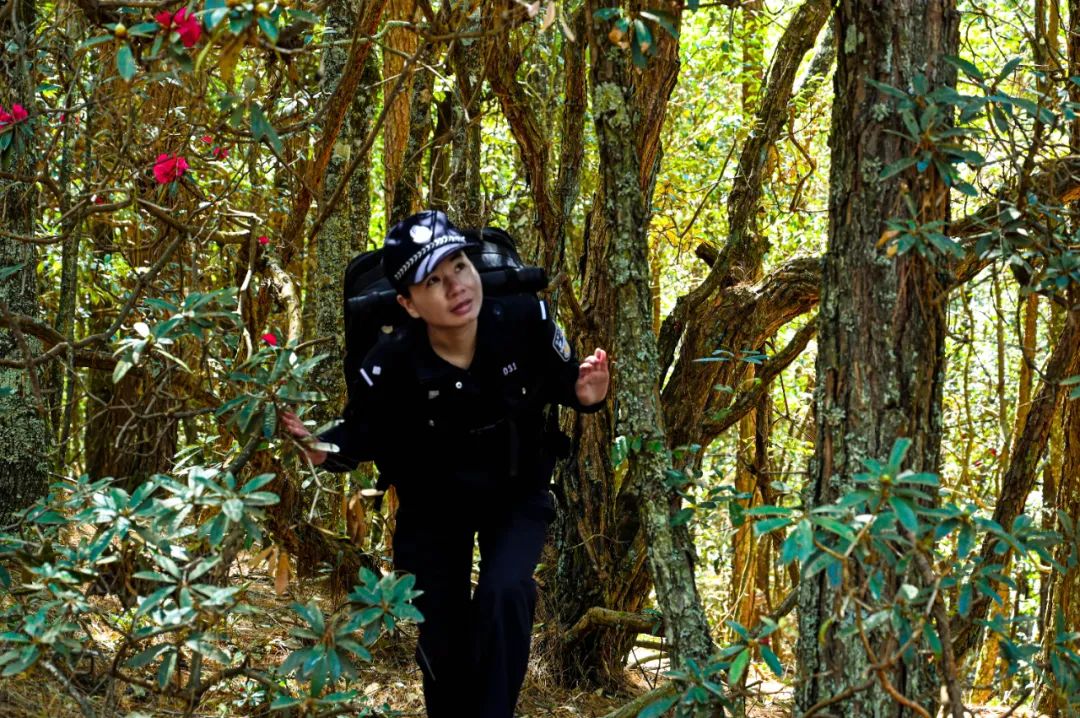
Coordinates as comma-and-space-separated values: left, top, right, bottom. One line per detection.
116, 44, 137, 81
944, 55, 984, 81
250, 104, 283, 155
997, 57, 1022, 82
127, 642, 171, 668
760, 645, 783, 677
887, 438, 912, 470
229, 12, 253, 33
127, 21, 160, 37
889, 496, 918, 533
753, 517, 793, 536
957, 522, 974, 559
77, 35, 114, 51
642, 9, 678, 39
879, 157, 918, 180
637, 694, 678, 718
222, 498, 245, 522
1, 645, 39, 677
923, 622, 942, 658
866, 78, 909, 100
242, 473, 277, 494
257, 16, 279, 43
958, 582, 972, 616
157, 649, 177, 688
728, 648, 750, 686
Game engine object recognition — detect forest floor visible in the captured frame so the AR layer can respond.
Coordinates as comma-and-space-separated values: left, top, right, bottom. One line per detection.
0, 561, 1048, 718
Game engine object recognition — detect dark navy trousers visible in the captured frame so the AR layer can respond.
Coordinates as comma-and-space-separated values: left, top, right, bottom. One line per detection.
392, 490, 554, 718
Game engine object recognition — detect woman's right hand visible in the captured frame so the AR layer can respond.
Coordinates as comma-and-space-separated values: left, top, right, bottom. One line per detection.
279, 411, 328, 466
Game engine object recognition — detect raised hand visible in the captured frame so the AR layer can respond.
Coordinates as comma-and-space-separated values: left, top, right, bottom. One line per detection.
575, 348, 610, 407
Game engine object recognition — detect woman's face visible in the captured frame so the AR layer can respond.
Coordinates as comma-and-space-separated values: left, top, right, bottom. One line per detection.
397, 252, 483, 329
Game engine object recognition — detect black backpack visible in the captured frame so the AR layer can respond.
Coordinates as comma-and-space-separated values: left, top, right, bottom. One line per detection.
341, 227, 549, 402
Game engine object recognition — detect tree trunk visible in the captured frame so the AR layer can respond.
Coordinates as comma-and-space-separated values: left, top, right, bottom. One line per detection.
310, 0, 378, 428
547, 0, 685, 689
589, 0, 715, 692
0, 0, 50, 523
382, 0, 418, 215
796, 0, 958, 714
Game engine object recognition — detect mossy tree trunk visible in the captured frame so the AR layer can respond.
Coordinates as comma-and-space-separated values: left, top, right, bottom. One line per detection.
548, 0, 684, 687
0, 0, 50, 523
588, 0, 715, 690
795, 0, 958, 714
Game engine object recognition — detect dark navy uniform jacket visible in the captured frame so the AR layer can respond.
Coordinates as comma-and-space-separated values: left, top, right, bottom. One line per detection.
319, 295, 601, 506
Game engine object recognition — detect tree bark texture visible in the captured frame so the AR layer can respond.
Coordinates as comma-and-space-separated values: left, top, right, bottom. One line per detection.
277, 0, 386, 267
383, 0, 419, 215
0, 0, 50, 523
796, 1, 959, 715
310, 0, 379, 426
547, 0, 686, 688
588, 1, 715, 685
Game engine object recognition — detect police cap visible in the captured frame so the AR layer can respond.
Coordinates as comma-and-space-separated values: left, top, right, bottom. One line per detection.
383, 210, 470, 294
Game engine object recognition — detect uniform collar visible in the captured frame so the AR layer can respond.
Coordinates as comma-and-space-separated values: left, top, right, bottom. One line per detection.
409, 298, 503, 383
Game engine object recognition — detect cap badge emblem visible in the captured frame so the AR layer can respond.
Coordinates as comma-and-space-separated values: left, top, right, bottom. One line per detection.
410, 225, 433, 244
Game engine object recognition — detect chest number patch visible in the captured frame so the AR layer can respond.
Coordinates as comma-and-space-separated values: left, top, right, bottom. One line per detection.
502, 362, 518, 376
552, 323, 572, 362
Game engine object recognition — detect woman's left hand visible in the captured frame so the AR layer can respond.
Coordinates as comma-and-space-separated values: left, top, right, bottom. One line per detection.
575, 348, 610, 407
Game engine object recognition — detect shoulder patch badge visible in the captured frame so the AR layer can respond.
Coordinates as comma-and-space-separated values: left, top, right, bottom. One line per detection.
552, 323, 572, 362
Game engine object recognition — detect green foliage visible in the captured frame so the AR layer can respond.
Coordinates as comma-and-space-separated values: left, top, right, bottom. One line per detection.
0, 472, 419, 715
642, 439, 1080, 716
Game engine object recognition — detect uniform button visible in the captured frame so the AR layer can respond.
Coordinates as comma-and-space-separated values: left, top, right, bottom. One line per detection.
522, 387, 527, 394
455, 381, 463, 389
428, 419, 435, 427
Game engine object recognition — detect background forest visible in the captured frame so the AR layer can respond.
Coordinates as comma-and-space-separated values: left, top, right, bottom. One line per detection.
1, 0, 1079, 715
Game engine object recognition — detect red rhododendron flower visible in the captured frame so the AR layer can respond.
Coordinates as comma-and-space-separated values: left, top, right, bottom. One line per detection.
257, 235, 269, 245
93, 195, 107, 205
11, 104, 27, 122
174, 8, 201, 47
200, 134, 212, 143
262, 333, 278, 346
157, 8, 201, 47
153, 153, 189, 184
0, 107, 12, 127
212, 146, 228, 159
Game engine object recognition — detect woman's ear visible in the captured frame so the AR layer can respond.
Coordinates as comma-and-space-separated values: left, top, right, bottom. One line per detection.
397, 293, 421, 319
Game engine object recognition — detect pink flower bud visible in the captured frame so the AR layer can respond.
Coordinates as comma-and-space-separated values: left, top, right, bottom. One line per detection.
258, 235, 270, 245
262, 333, 278, 346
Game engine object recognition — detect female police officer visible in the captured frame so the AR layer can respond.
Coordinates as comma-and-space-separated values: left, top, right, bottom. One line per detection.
281, 209, 609, 718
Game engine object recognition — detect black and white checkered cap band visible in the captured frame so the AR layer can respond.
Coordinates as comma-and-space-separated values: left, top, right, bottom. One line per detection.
392, 233, 468, 284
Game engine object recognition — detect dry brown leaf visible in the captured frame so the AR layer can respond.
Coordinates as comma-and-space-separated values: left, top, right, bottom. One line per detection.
878, 228, 900, 248
274, 549, 291, 596
250, 545, 274, 570
347, 493, 367, 547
